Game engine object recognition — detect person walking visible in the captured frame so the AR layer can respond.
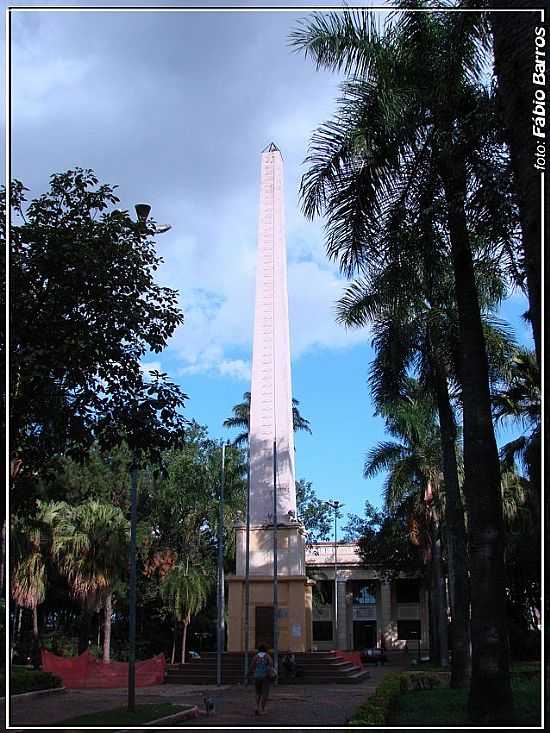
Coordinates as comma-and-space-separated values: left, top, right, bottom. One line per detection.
250, 643, 275, 715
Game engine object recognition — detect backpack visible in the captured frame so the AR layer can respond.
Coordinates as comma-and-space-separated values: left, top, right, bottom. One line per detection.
254, 653, 269, 679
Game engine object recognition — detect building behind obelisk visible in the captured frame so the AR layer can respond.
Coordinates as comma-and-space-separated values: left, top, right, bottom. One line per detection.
227, 144, 313, 653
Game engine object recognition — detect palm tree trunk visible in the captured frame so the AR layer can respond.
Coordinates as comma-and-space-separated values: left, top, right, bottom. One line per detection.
439, 146, 513, 722
31, 606, 41, 669
32, 606, 39, 638
102, 593, 112, 664
432, 532, 449, 668
432, 364, 471, 687
491, 2, 542, 367
171, 626, 177, 665
0, 518, 5, 594
181, 614, 190, 664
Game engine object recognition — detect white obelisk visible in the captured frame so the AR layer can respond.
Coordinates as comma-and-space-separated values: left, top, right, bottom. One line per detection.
227, 144, 312, 654
249, 143, 296, 526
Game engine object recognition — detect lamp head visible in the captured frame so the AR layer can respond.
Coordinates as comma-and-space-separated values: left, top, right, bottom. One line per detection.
135, 203, 151, 222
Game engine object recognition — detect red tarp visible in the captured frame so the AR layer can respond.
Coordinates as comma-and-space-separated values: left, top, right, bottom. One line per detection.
334, 650, 363, 668
41, 649, 165, 689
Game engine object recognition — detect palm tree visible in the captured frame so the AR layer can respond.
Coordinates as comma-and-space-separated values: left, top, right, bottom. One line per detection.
337, 203, 516, 687
52, 500, 129, 660
494, 348, 540, 486
160, 560, 212, 664
490, 0, 541, 366
11, 501, 64, 660
291, 8, 514, 719
364, 385, 449, 667
223, 391, 311, 446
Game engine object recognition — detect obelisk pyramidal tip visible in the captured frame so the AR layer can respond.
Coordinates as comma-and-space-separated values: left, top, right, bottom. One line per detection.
249, 145, 296, 526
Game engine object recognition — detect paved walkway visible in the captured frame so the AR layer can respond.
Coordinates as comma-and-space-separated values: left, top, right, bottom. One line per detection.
10, 660, 405, 729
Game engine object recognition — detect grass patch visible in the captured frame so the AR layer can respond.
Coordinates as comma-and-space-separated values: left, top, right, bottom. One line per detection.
58, 703, 189, 726
389, 674, 541, 726
10, 668, 63, 695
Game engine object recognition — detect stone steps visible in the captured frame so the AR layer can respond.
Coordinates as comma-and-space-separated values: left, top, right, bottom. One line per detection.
165, 652, 370, 685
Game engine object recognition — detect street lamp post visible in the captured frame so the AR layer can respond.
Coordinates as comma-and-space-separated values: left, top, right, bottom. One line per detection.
127, 204, 171, 713
217, 443, 226, 686
324, 500, 344, 650
243, 453, 251, 684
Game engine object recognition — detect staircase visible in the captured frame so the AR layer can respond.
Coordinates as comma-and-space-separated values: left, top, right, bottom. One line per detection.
166, 651, 370, 685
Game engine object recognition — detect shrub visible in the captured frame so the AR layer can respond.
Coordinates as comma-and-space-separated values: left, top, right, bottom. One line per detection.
348, 672, 403, 726
349, 671, 445, 726
10, 668, 63, 695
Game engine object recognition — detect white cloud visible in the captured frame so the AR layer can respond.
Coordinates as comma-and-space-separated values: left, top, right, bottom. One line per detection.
140, 360, 163, 377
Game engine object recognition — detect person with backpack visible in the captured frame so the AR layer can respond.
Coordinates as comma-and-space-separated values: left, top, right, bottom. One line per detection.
250, 643, 275, 715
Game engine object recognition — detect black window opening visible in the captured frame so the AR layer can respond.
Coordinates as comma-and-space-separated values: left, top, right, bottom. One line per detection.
395, 578, 420, 603
397, 619, 421, 640
350, 580, 377, 605
313, 621, 333, 641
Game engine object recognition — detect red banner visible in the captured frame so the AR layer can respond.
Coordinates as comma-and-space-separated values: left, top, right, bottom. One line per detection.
41, 649, 165, 689
334, 650, 363, 668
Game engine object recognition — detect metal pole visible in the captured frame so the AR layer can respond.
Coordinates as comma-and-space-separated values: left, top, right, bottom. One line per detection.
127, 454, 138, 712
334, 505, 338, 650
243, 456, 251, 684
217, 443, 226, 686
272, 440, 278, 680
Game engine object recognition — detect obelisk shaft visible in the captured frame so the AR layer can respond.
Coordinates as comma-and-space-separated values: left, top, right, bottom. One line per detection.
249, 145, 296, 526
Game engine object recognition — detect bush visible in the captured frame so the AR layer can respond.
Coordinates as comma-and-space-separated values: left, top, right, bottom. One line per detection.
10, 667, 63, 695
349, 671, 444, 726
349, 672, 403, 726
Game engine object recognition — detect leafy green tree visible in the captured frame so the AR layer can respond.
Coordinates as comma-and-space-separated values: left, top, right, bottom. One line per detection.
160, 561, 212, 664
223, 392, 311, 446
296, 479, 333, 543
6, 170, 187, 506
343, 500, 424, 579
292, 8, 515, 718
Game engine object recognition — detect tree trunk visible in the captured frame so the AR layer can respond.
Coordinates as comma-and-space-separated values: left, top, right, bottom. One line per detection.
32, 606, 39, 638
0, 518, 5, 594
181, 615, 190, 664
31, 606, 41, 669
102, 593, 112, 664
432, 364, 471, 687
78, 608, 92, 655
432, 533, 449, 668
491, 2, 543, 367
171, 626, 177, 665
440, 148, 513, 722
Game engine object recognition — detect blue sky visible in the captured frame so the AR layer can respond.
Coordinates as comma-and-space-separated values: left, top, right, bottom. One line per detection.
7, 2, 533, 528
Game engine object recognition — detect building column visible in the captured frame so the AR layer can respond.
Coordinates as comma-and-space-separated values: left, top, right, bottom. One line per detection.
379, 581, 392, 648
336, 579, 348, 649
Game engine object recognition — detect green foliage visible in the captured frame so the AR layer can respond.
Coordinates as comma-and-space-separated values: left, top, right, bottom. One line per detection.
296, 479, 333, 542
348, 671, 403, 726
224, 392, 311, 446
344, 501, 423, 580
10, 667, 63, 695
388, 672, 540, 726
160, 562, 212, 623
6, 169, 187, 506
51, 499, 129, 610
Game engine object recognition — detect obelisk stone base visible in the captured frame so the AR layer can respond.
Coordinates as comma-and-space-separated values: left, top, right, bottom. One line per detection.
227, 574, 313, 653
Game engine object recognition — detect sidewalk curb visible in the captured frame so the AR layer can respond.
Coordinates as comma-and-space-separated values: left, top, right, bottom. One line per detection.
117, 705, 200, 731
1, 686, 67, 703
